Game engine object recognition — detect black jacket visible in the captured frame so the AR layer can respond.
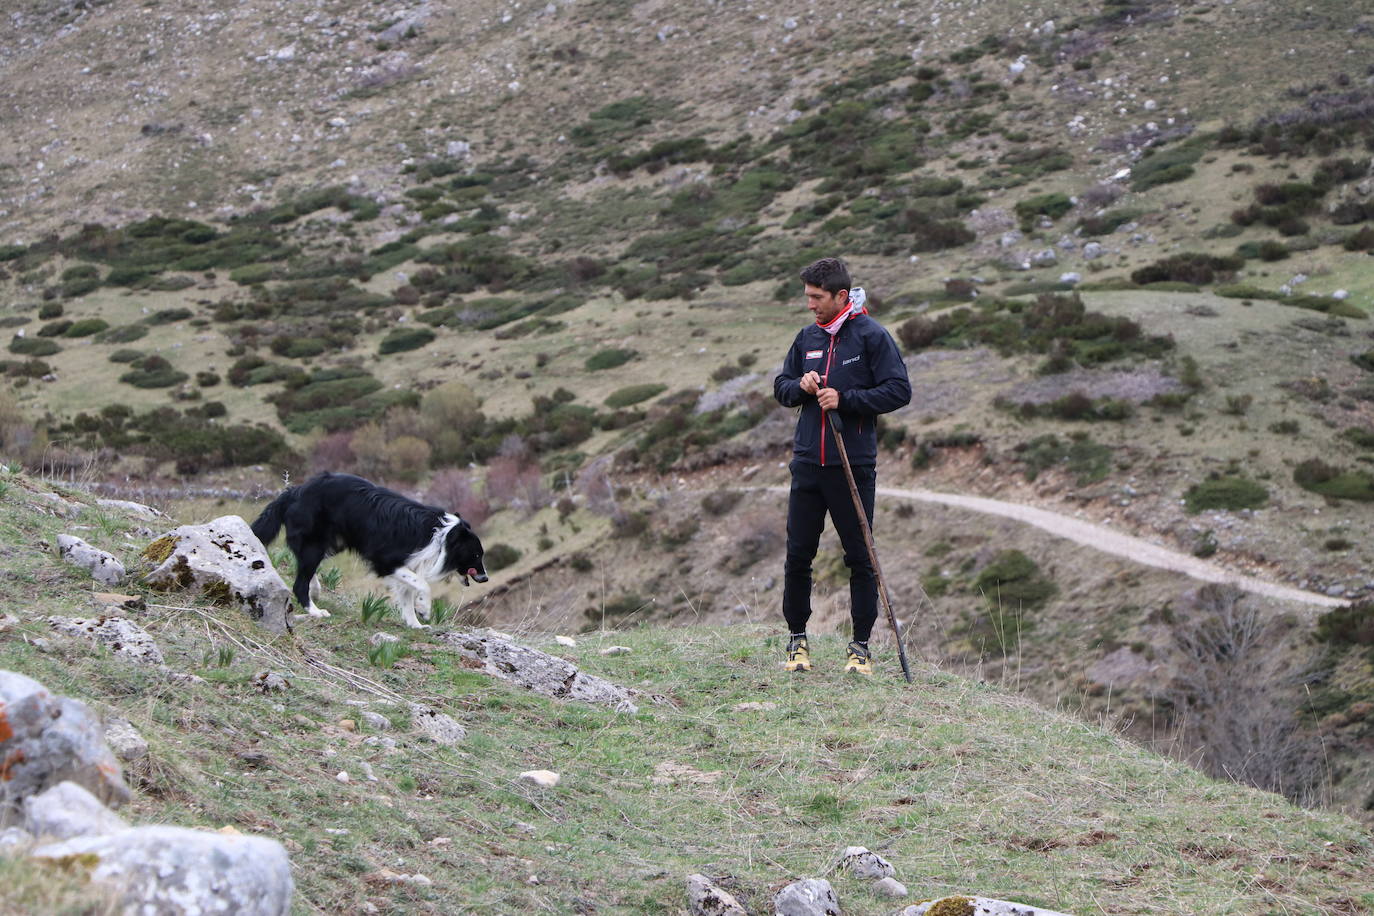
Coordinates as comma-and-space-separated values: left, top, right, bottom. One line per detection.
773, 313, 912, 467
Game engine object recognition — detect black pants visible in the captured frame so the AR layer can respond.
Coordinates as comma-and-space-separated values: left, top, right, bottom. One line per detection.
782, 460, 878, 643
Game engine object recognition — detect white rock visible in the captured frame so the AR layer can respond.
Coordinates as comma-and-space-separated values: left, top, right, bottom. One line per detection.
873, 877, 908, 898
519, 769, 560, 788
902, 897, 1074, 916
47, 616, 163, 666
1333, 289, 1350, 300
23, 781, 127, 840
33, 825, 294, 916
409, 704, 466, 746
600, 646, 631, 656
335, 771, 350, 784
1059, 272, 1082, 284
56, 535, 125, 587
555, 635, 577, 647
101, 716, 148, 769
686, 873, 748, 915
842, 845, 896, 879
773, 877, 839, 916
438, 631, 638, 712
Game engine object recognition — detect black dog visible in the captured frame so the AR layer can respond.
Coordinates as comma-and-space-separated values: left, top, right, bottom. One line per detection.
250, 472, 488, 628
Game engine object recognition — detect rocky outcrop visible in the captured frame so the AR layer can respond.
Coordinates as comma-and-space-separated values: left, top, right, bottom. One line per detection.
774, 878, 840, 916
901, 898, 1075, 916
686, 873, 748, 916
436, 630, 639, 712
48, 615, 164, 666
139, 515, 292, 632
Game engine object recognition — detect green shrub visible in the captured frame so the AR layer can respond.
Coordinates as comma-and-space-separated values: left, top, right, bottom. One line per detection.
378, 326, 435, 354
145, 307, 193, 325
63, 318, 109, 338
94, 323, 149, 344
1015, 434, 1112, 485
1183, 476, 1268, 514
119, 355, 188, 389
108, 349, 144, 363
485, 543, 521, 571
37, 303, 63, 320
1314, 601, 1374, 648
38, 320, 72, 337
604, 384, 667, 408
1015, 192, 1073, 228
1131, 253, 1243, 286
585, 348, 636, 371
1130, 140, 1204, 191
1294, 459, 1374, 501
8, 337, 59, 357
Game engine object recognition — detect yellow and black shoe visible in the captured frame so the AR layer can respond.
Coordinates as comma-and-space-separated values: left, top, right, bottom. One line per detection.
784, 635, 812, 672
844, 641, 873, 676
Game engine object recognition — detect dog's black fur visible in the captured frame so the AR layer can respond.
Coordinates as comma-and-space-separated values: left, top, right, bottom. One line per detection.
251, 472, 487, 627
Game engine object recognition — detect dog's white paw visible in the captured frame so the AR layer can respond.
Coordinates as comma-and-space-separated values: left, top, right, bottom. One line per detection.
305, 604, 332, 618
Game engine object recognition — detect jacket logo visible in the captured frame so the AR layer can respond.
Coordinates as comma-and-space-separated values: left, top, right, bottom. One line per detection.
805, 350, 823, 359
842, 355, 861, 366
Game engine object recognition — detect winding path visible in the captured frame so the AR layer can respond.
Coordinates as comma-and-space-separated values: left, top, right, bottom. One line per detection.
763, 485, 1346, 609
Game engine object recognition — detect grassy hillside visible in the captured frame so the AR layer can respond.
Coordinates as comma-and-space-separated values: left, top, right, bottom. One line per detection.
2, 470, 1373, 915
3, 0, 1374, 834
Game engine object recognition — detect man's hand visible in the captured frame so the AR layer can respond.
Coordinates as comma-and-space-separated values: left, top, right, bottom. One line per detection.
799, 370, 822, 395
816, 387, 840, 411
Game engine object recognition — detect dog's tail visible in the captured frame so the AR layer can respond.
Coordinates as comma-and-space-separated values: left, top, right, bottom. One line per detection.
250, 486, 297, 546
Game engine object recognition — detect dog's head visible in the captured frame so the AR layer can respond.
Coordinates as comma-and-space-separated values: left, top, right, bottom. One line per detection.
443, 518, 488, 586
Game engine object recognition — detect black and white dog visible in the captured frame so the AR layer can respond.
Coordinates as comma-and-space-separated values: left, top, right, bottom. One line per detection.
250, 472, 488, 628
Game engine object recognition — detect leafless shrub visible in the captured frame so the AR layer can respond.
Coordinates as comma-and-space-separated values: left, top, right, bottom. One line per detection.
1078, 182, 1123, 209
724, 509, 783, 573
1159, 585, 1326, 806
308, 430, 356, 475
352, 61, 421, 93
576, 456, 617, 514
485, 454, 548, 513
425, 467, 490, 526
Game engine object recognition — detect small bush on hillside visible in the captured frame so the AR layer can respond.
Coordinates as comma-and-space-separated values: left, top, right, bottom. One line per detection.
585, 348, 636, 371
37, 303, 63, 320
108, 349, 144, 363
1014, 192, 1073, 229
1294, 459, 1374, 501
8, 337, 59, 357
378, 326, 435, 354
37, 320, 72, 337
63, 318, 109, 338
701, 489, 743, 516
483, 543, 521, 571
1184, 476, 1269, 514
1015, 434, 1113, 484
145, 307, 193, 326
1131, 253, 1243, 286
604, 384, 666, 408
119, 355, 188, 389
94, 323, 149, 344
1130, 140, 1205, 190
975, 550, 1057, 610
1314, 601, 1374, 649
1345, 226, 1374, 252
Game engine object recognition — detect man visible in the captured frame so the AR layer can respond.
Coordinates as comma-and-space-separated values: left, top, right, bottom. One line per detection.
773, 257, 911, 675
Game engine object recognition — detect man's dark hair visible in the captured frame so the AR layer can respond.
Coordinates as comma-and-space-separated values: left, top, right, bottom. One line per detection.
799, 257, 851, 294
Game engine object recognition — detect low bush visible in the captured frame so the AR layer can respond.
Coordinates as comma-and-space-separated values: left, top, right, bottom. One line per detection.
378, 326, 435, 354
1184, 476, 1268, 514
1014, 192, 1073, 229
1015, 434, 1113, 484
108, 349, 144, 363
1293, 459, 1374, 501
1314, 601, 1374, 648
8, 337, 59, 357
63, 318, 109, 338
1131, 253, 1243, 286
604, 384, 666, 408
585, 348, 636, 371
119, 355, 188, 389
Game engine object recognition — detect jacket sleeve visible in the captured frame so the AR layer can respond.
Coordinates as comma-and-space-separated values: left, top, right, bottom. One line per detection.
773, 330, 809, 408
841, 326, 912, 416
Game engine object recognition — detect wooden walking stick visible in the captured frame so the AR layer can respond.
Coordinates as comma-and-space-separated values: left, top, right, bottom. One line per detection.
826, 411, 913, 683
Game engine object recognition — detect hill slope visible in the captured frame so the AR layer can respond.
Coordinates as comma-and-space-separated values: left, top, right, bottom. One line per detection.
2, 471, 1374, 914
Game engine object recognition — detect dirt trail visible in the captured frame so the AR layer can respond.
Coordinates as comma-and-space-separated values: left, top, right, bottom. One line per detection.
764, 485, 1345, 609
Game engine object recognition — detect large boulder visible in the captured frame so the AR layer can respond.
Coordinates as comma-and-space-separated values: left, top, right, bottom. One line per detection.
774, 878, 840, 916
32, 825, 294, 916
686, 874, 748, 916
140, 515, 292, 633
436, 630, 639, 712
57, 534, 126, 587
0, 671, 130, 817
901, 898, 1075, 916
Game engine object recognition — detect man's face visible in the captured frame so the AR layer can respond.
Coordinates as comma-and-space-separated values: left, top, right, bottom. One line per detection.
804, 283, 849, 325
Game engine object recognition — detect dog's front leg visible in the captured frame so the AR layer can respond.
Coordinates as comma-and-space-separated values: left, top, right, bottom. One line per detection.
389, 568, 430, 628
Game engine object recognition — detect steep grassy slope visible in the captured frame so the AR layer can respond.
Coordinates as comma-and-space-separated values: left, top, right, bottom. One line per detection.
2, 471, 1373, 915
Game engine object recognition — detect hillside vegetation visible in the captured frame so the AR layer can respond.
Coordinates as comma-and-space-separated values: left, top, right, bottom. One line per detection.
3, 0, 1374, 831
3, 471, 1374, 914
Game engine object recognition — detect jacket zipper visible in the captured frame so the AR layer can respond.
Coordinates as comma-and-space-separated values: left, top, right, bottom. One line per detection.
820, 334, 838, 466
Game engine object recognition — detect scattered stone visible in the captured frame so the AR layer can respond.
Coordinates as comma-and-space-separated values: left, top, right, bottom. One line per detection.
685, 873, 748, 916
32, 825, 294, 916
409, 704, 466, 746
101, 716, 149, 772
841, 845, 895, 879
95, 498, 162, 520
368, 632, 400, 647
651, 762, 722, 785
555, 635, 577, 647
733, 701, 778, 712
367, 869, 433, 887
139, 515, 293, 633
1059, 272, 1082, 284
600, 645, 631, 656
873, 877, 908, 898
437, 631, 639, 712
901, 897, 1074, 916
46, 616, 164, 666
361, 711, 391, 731
1332, 289, 1350, 300
1031, 249, 1058, 268
23, 781, 128, 841
253, 671, 291, 693
519, 769, 560, 788
338, 719, 356, 732
57, 535, 126, 587
774, 877, 840, 916
335, 771, 351, 784
0, 826, 32, 855
1082, 241, 1104, 260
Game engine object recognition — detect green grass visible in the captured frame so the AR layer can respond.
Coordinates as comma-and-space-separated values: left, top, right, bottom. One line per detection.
0, 475, 1372, 912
